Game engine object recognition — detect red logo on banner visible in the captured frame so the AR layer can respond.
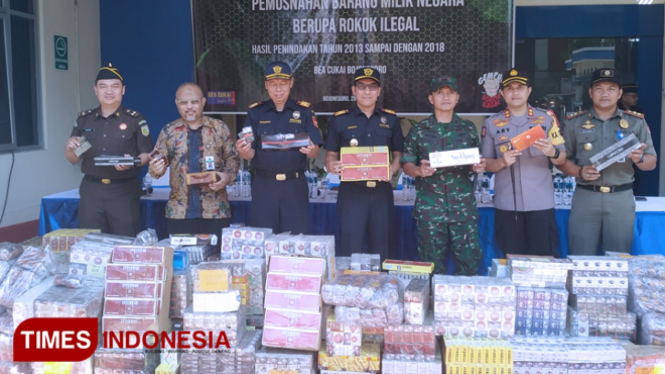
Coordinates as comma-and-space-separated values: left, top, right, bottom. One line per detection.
14, 318, 98, 362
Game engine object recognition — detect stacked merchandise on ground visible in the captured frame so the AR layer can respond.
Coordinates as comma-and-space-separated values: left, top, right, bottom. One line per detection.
627, 256, 665, 346
433, 275, 516, 338
623, 341, 665, 373
443, 337, 512, 373
566, 256, 635, 339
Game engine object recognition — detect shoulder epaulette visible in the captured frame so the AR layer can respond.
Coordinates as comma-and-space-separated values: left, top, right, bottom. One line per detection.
624, 110, 645, 119
125, 108, 141, 117
248, 101, 264, 109
296, 100, 311, 108
381, 108, 396, 115
566, 110, 585, 120
78, 109, 94, 118
334, 109, 349, 117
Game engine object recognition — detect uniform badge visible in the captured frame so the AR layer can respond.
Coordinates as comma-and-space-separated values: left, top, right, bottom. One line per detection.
620, 119, 629, 129
119, 123, 127, 131
495, 120, 510, 128
498, 135, 508, 142
581, 121, 594, 129
499, 144, 508, 154
350, 138, 359, 147
141, 125, 150, 136
481, 126, 487, 138
312, 116, 319, 129
381, 116, 387, 124
293, 111, 300, 119
584, 143, 593, 151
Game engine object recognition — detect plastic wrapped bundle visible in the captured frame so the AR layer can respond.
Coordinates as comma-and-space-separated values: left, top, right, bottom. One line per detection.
318, 343, 381, 372
221, 226, 272, 260
384, 324, 436, 359
31, 360, 92, 374
93, 348, 160, 372
245, 259, 266, 314
181, 329, 261, 374
84, 232, 135, 245
0, 333, 12, 361
183, 305, 246, 347
0, 362, 31, 374
12, 276, 55, 329
334, 303, 403, 327
42, 228, 100, 251
567, 306, 636, 340
0, 247, 55, 308
404, 278, 430, 325
629, 258, 665, 316
170, 271, 190, 319
0, 243, 23, 261
68, 240, 114, 278
0, 314, 12, 335
255, 347, 315, 374
639, 312, 665, 345
193, 262, 233, 293
382, 341, 442, 374
34, 279, 105, 318
321, 274, 403, 309
133, 229, 158, 246
624, 342, 665, 374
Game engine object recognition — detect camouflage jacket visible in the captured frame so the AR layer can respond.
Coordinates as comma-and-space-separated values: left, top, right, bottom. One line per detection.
401, 114, 479, 223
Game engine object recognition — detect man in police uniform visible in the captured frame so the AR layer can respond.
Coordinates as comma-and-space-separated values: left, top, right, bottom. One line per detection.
401, 77, 485, 275
560, 68, 657, 255
481, 68, 567, 256
324, 67, 403, 259
236, 61, 322, 234
65, 63, 153, 236
618, 83, 643, 113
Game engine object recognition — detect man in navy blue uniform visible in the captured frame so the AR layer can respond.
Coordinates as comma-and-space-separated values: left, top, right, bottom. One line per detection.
236, 61, 323, 234
323, 67, 404, 259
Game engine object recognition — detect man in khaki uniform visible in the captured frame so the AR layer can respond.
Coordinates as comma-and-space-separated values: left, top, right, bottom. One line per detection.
560, 68, 657, 255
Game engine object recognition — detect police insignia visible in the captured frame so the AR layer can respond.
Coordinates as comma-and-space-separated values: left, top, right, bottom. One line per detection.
584, 143, 593, 151
312, 116, 319, 129
624, 110, 644, 119
495, 120, 510, 128
141, 125, 150, 136
620, 119, 629, 129
293, 111, 301, 119
481, 126, 487, 138
364, 68, 373, 76
334, 110, 349, 116
248, 101, 262, 109
498, 135, 508, 142
381, 108, 396, 115
296, 100, 311, 108
581, 121, 595, 129
273, 66, 282, 74
381, 116, 387, 124
119, 123, 127, 131
499, 144, 508, 153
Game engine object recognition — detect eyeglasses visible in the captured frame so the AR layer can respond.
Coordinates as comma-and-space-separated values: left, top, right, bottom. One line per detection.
355, 83, 380, 92
176, 99, 202, 106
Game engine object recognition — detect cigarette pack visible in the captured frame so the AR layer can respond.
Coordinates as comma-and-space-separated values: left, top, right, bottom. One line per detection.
341, 166, 390, 181
105, 281, 163, 299
510, 124, 546, 151
185, 171, 218, 185
105, 264, 165, 281
264, 308, 322, 331
112, 246, 166, 264
102, 316, 158, 332
340, 146, 390, 166
264, 290, 321, 312
193, 262, 232, 292
383, 259, 434, 274
266, 273, 322, 293
149, 149, 169, 166
104, 298, 160, 316
268, 255, 326, 276
262, 326, 321, 351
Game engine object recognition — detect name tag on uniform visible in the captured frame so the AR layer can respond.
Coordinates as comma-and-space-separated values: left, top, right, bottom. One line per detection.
205, 156, 215, 171
429, 148, 480, 168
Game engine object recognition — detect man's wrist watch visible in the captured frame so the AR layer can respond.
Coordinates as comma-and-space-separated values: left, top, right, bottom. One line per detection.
549, 149, 560, 159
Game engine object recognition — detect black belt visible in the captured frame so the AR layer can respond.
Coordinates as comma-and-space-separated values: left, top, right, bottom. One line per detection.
344, 180, 389, 188
254, 169, 303, 181
84, 175, 136, 185
577, 183, 633, 193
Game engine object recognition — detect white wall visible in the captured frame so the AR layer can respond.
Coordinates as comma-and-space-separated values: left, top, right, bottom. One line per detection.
0, 0, 100, 229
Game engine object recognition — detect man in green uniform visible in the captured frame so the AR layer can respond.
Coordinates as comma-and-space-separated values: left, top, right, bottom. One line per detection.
401, 77, 486, 275
560, 68, 657, 255
65, 63, 153, 236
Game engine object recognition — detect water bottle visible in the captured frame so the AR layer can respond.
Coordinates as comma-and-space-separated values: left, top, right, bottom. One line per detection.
401, 172, 408, 201
474, 174, 483, 203
480, 175, 491, 204
143, 174, 153, 196
304, 171, 312, 198
563, 176, 573, 205
311, 169, 318, 199
553, 174, 563, 206
242, 170, 251, 197
408, 176, 416, 201
232, 172, 241, 197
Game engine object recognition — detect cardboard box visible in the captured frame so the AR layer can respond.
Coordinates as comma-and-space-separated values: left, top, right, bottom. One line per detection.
262, 326, 321, 351
341, 166, 390, 181
264, 290, 321, 312
268, 255, 327, 276
192, 290, 241, 313
185, 171, 217, 185
104, 298, 160, 316
383, 259, 434, 274
266, 273, 322, 293
105, 281, 163, 299
106, 264, 165, 281
112, 246, 166, 264
340, 146, 390, 166
42, 228, 100, 251
510, 125, 546, 151
264, 308, 322, 331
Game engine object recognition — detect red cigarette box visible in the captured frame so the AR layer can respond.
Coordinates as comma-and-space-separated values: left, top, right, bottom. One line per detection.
264, 290, 321, 312
268, 256, 326, 276
105, 281, 162, 299
104, 298, 160, 316
105, 264, 165, 281
112, 246, 166, 264
266, 273, 322, 293
264, 308, 322, 331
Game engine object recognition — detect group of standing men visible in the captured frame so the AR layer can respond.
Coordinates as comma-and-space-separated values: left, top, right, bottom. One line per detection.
65, 62, 657, 275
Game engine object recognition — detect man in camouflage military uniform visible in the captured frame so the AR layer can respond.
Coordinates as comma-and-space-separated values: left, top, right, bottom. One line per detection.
401, 77, 486, 275
560, 68, 657, 255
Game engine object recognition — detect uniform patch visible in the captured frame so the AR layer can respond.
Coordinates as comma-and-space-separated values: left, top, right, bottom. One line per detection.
381, 108, 396, 115
481, 126, 487, 138
379, 124, 390, 128
620, 119, 629, 129
527, 107, 534, 117
141, 125, 150, 136
499, 144, 508, 153
381, 116, 387, 124
139, 120, 147, 125
293, 111, 300, 119
624, 110, 644, 119
498, 135, 508, 142
565, 110, 585, 120
530, 117, 545, 125
334, 109, 349, 116
580, 129, 595, 134
248, 101, 262, 109
548, 123, 565, 146
581, 121, 595, 129
296, 100, 311, 108
312, 116, 319, 129
347, 125, 357, 129
495, 119, 510, 128
259, 120, 271, 124
119, 123, 127, 131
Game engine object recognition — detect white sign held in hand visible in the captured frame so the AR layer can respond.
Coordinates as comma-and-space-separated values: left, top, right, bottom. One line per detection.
429, 148, 480, 168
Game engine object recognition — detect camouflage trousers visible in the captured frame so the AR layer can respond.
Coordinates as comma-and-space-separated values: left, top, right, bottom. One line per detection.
416, 219, 482, 275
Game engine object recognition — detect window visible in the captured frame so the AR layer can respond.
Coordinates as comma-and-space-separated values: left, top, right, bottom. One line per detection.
515, 38, 638, 121
0, 0, 39, 151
